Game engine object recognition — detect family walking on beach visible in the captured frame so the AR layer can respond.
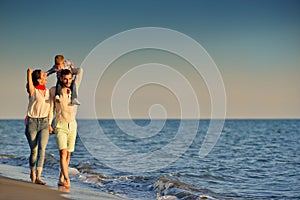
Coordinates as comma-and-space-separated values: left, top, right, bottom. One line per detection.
24, 54, 83, 187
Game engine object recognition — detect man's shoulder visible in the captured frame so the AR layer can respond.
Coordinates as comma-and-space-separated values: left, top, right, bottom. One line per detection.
49, 86, 56, 95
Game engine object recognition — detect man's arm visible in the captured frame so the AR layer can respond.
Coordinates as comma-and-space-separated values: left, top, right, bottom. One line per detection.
74, 68, 83, 88
69, 66, 79, 75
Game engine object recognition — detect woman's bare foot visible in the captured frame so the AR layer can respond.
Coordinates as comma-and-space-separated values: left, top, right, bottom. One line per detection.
30, 171, 36, 183
35, 178, 46, 185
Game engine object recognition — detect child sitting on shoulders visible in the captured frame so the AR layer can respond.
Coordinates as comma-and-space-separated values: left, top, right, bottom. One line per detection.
47, 54, 80, 105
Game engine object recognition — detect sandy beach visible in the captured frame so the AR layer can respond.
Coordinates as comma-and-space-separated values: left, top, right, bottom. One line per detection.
0, 163, 124, 200
0, 176, 68, 200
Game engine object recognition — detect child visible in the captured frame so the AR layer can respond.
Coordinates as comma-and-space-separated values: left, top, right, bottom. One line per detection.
47, 55, 80, 105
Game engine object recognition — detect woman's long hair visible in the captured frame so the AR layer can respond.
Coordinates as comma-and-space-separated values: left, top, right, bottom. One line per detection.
26, 69, 41, 93
31, 69, 42, 86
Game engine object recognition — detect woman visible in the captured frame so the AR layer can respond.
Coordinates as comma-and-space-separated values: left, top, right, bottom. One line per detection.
25, 68, 51, 185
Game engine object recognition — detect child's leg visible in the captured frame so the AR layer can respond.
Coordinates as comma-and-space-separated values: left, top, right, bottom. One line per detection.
70, 81, 80, 105
70, 81, 78, 100
55, 80, 62, 97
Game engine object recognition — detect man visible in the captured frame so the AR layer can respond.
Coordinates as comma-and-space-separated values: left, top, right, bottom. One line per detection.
49, 68, 83, 187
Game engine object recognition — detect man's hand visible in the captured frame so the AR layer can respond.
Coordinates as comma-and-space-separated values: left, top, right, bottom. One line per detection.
71, 67, 79, 75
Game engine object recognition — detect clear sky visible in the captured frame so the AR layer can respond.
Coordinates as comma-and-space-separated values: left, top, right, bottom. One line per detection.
0, 0, 299, 119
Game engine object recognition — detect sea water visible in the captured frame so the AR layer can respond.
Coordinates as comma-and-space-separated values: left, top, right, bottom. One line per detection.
0, 119, 299, 199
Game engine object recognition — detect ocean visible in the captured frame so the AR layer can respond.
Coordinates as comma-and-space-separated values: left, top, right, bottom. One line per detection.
0, 119, 299, 199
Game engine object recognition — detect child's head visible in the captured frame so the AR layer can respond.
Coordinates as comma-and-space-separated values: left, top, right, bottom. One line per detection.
55, 55, 64, 70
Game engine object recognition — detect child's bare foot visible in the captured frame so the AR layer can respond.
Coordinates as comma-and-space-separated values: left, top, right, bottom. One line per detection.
55, 95, 60, 103
71, 98, 80, 105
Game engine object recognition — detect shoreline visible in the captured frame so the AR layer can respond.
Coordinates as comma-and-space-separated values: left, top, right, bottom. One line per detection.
0, 164, 124, 200
0, 175, 68, 200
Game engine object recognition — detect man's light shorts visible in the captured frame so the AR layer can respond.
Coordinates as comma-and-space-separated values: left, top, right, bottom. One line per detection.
55, 121, 77, 152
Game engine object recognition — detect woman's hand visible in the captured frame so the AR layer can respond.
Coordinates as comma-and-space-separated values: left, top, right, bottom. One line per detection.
27, 68, 33, 74
49, 124, 54, 134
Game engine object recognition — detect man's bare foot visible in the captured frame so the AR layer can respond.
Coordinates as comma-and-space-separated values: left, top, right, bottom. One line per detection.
57, 179, 70, 187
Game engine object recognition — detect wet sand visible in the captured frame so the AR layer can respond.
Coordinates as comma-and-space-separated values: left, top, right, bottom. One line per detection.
0, 176, 68, 200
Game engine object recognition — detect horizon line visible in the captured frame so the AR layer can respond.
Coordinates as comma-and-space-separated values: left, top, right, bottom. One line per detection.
1, 117, 299, 120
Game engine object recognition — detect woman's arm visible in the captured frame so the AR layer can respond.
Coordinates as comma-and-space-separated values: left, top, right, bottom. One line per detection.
48, 87, 55, 134
27, 68, 35, 96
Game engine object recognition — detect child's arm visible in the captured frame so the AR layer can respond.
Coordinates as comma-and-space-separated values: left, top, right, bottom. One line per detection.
46, 65, 56, 76
65, 59, 79, 75
65, 59, 74, 68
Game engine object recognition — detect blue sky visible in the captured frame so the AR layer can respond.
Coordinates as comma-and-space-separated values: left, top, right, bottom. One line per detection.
0, 0, 299, 119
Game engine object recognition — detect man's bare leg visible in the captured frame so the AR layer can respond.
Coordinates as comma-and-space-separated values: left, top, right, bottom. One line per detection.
59, 149, 71, 186
59, 151, 71, 182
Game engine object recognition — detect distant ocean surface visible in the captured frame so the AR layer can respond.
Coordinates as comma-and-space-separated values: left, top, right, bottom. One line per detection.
0, 119, 299, 199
